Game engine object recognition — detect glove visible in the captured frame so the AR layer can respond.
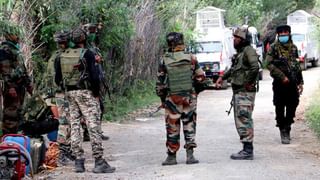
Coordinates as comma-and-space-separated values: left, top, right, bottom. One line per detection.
26, 85, 33, 95
282, 76, 290, 85
298, 84, 303, 95
8, 87, 17, 97
245, 83, 255, 91
215, 77, 223, 89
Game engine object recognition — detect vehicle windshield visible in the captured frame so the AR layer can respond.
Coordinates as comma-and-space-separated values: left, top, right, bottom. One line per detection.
291, 34, 305, 42
196, 41, 223, 53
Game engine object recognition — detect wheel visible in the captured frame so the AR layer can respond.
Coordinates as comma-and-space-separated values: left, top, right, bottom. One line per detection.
259, 70, 263, 80
311, 58, 318, 67
300, 60, 307, 70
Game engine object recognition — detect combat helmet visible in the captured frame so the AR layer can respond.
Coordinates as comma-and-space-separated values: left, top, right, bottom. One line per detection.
53, 30, 70, 43
166, 32, 184, 47
71, 28, 87, 44
83, 23, 97, 34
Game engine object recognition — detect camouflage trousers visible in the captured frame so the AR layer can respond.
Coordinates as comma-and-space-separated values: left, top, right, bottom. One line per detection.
164, 94, 197, 153
233, 92, 255, 143
67, 89, 104, 159
55, 93, 71, 146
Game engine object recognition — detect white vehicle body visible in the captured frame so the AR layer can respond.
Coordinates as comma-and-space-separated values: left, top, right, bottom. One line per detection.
247, 26, 264, 80
287, 10, 319, 69
195, 28, 235, 87
194, 6, 236, 88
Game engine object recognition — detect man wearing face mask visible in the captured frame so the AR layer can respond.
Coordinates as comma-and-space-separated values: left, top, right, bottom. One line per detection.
265, 24, 304, 144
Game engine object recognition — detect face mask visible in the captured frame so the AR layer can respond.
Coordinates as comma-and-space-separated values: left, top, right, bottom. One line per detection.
68, 41, 75, 48
278, 35, 289, 44
87, 33, 96, 43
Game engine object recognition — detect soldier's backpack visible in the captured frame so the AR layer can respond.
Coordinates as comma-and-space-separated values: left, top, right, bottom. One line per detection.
163, 51, 193, 94
59, 48, 86, 87
21, 94, 59, 137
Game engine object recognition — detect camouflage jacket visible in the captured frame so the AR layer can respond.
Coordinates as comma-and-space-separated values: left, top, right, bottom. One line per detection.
0, 41, 32, 88
222, 45, 259, 92
265, 41, 303, 85
156, 50, 205, 101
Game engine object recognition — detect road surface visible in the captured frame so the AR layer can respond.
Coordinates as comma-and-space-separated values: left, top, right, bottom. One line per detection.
43, 67, 320, 180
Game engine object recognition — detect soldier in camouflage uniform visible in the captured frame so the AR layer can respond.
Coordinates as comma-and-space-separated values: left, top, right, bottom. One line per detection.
0, 23, 33, 135
265, 25, 303, 144
82, 23, 109, 141
54, 28, 115, 173
156, 32, 205, 165
216, 27, 259, 160
49, 30, 76, 165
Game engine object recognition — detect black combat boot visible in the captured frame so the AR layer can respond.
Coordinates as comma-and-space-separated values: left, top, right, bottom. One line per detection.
58, 144, 75, 166
92, 158, 116, 173
83, 128, 90, 142
186, 148, 199, 164
280, 128, 290, 144
286, 125, 292, 140
74, 158, 85, 173
230, 142, 254, 160
101, 134, 110, 141
58, 150, 69, 166
162, 152, 177, 166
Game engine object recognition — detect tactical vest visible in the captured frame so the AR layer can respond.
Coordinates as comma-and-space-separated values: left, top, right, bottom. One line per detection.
163, 52, 193, 94
230, 47, 250, 86
60, 48, 86, 87
272, 42, 300, 84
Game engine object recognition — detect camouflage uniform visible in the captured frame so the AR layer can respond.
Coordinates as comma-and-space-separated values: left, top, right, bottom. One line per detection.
219, 27, 259, 160
55, 28, 115, 173
222, 45, 259, 143
156, 32, 205, 165
265, 25, 303, 144
67, 89, 102, 159
0, 41, 32, 134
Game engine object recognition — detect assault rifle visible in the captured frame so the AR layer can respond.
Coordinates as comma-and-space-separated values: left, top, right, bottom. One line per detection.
149, 104, 164, 117
226, 97, 234, 116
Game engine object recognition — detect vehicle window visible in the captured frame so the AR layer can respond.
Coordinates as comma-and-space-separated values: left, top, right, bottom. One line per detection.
291, 34, 305, 42
196, 41, 223, 53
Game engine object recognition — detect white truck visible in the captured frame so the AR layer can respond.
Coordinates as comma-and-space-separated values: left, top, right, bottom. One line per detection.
194, 6, 235, 89
287, 10, 319, 70
247, 26, 264, 80
194, 28, 235, 88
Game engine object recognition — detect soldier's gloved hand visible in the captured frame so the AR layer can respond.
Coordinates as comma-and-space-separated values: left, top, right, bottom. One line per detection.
215, 77, 223, 89
298, 84, 303, 95
26, 85, 33, 96
282, 76, 290, 85
245, 83, 255, 91
8, 87, 17, 97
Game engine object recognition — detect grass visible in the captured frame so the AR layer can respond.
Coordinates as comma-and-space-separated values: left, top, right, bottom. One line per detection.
306, 89, 320, 137
103, 80, 159, 121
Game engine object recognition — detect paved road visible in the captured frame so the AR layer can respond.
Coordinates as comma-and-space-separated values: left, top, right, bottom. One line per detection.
49, 67, 320, 180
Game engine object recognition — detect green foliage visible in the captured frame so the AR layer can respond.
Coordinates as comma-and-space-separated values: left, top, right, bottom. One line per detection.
103, 80, 158, 121
306, 88, 320, 137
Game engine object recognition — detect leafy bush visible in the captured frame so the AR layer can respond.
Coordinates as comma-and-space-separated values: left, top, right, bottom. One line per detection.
306, 90, 320, 137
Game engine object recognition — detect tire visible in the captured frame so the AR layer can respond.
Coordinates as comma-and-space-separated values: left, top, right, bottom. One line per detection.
300, 60, 307, 70
259, 70, 263, 80
311, 58, 318, 67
